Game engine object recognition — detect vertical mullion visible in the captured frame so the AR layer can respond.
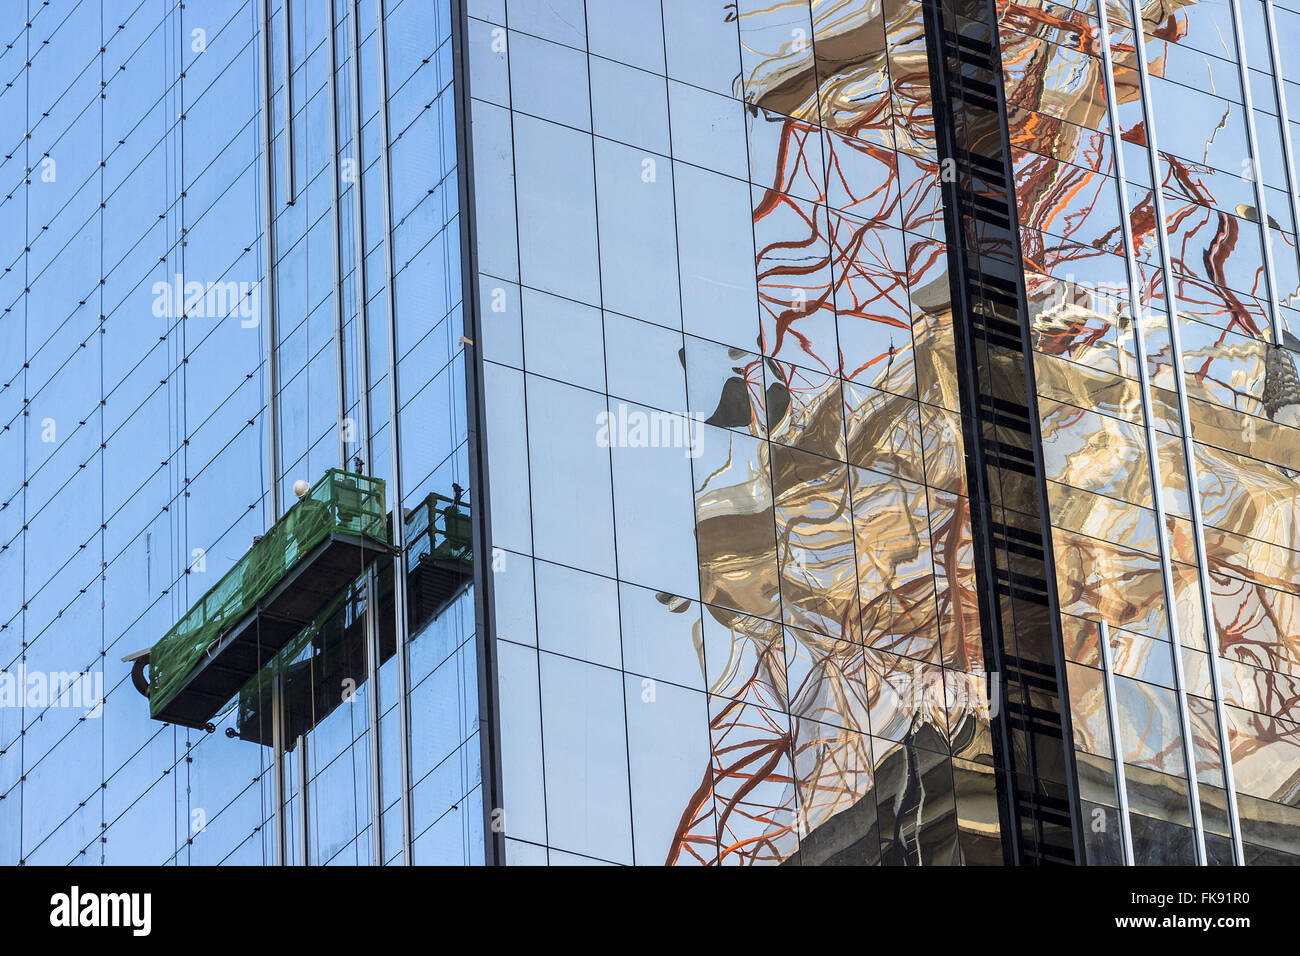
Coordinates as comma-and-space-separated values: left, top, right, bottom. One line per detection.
327, 0, 346, 470
257, 0, 281, 518
372, 0, 414, 867
296, 735, 309, 864
1094, 0, 1207, 865
345, 5, 372, 452
342, 0, 384, 867
283, 0, 296, 205
1098, 622, 1136, 865
324, 0, 374, 867
257, 0, 287, 867
270, 671, 287, 862
1125, 0, 1246, 866
1266, 0, 1300, 334
448, 0, 506, 866
1228, 0, 1281, 341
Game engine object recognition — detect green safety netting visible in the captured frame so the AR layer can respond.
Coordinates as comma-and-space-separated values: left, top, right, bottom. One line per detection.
235, 491, 471, 740
149, 469, 387, 719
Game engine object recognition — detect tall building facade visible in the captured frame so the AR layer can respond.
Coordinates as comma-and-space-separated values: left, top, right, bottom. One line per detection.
1, 0, 1296, 866
1, 0, 478, 865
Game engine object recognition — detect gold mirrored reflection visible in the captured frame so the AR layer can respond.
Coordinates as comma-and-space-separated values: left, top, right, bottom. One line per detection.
999, 0, 1100, 49
578, 0, 1300, 866
885, 0, 938, 157
1000, 0, 1300, 862
738, 0, 822, 119
663, 0, 1000, 864
1003, 34, 1111, 130
1039, 397, 1155, 507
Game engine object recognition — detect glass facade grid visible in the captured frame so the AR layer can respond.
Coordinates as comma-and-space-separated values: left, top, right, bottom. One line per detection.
999, 0, 1300, 864
0, 0, 1296, 868
0, 0, 481, 867
467, 0, 1001, 866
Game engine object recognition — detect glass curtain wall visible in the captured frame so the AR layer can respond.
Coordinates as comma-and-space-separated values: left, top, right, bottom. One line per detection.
0, 0, 480, 866
467, 0, 1004, 865
997, 0, 1300, 864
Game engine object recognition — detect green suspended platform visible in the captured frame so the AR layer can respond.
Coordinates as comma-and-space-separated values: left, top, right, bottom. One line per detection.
147, 470, 390, 729
232, 489, 474, 747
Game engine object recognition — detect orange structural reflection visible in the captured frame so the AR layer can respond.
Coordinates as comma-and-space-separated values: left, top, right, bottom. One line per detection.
666, 0, 993, 866
999, 0, 1300, 860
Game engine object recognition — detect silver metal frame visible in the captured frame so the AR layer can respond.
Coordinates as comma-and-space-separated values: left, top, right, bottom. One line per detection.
257, 0, 287, 867
1097, 622, 1136, 865
1095, 0, 1207, 864
1265, 0, 1300, 334
296, 734, 309, 864
270, 671, 287, 863
321, 0, 353, 870
343, 0, 389, 866
283, 0, 296, 206
1125, 0, 1245, 864
1227, 0, 1279, 340
449, 0, 507, 867
328, 0, 347, 473
372, 0, 414, 867
1229, 0, 1282, 343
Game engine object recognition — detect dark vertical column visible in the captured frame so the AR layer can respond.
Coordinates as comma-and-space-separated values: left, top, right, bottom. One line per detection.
921, 0, 1083, 865
449, 0, 504, 867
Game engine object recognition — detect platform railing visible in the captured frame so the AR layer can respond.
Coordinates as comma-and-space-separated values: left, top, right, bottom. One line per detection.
149, 469, 387, 719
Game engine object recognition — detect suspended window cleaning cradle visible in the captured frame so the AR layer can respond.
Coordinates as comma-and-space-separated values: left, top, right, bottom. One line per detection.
232, 489, 475, 747
145, 470, 390, 729
404, 489, 474, 627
